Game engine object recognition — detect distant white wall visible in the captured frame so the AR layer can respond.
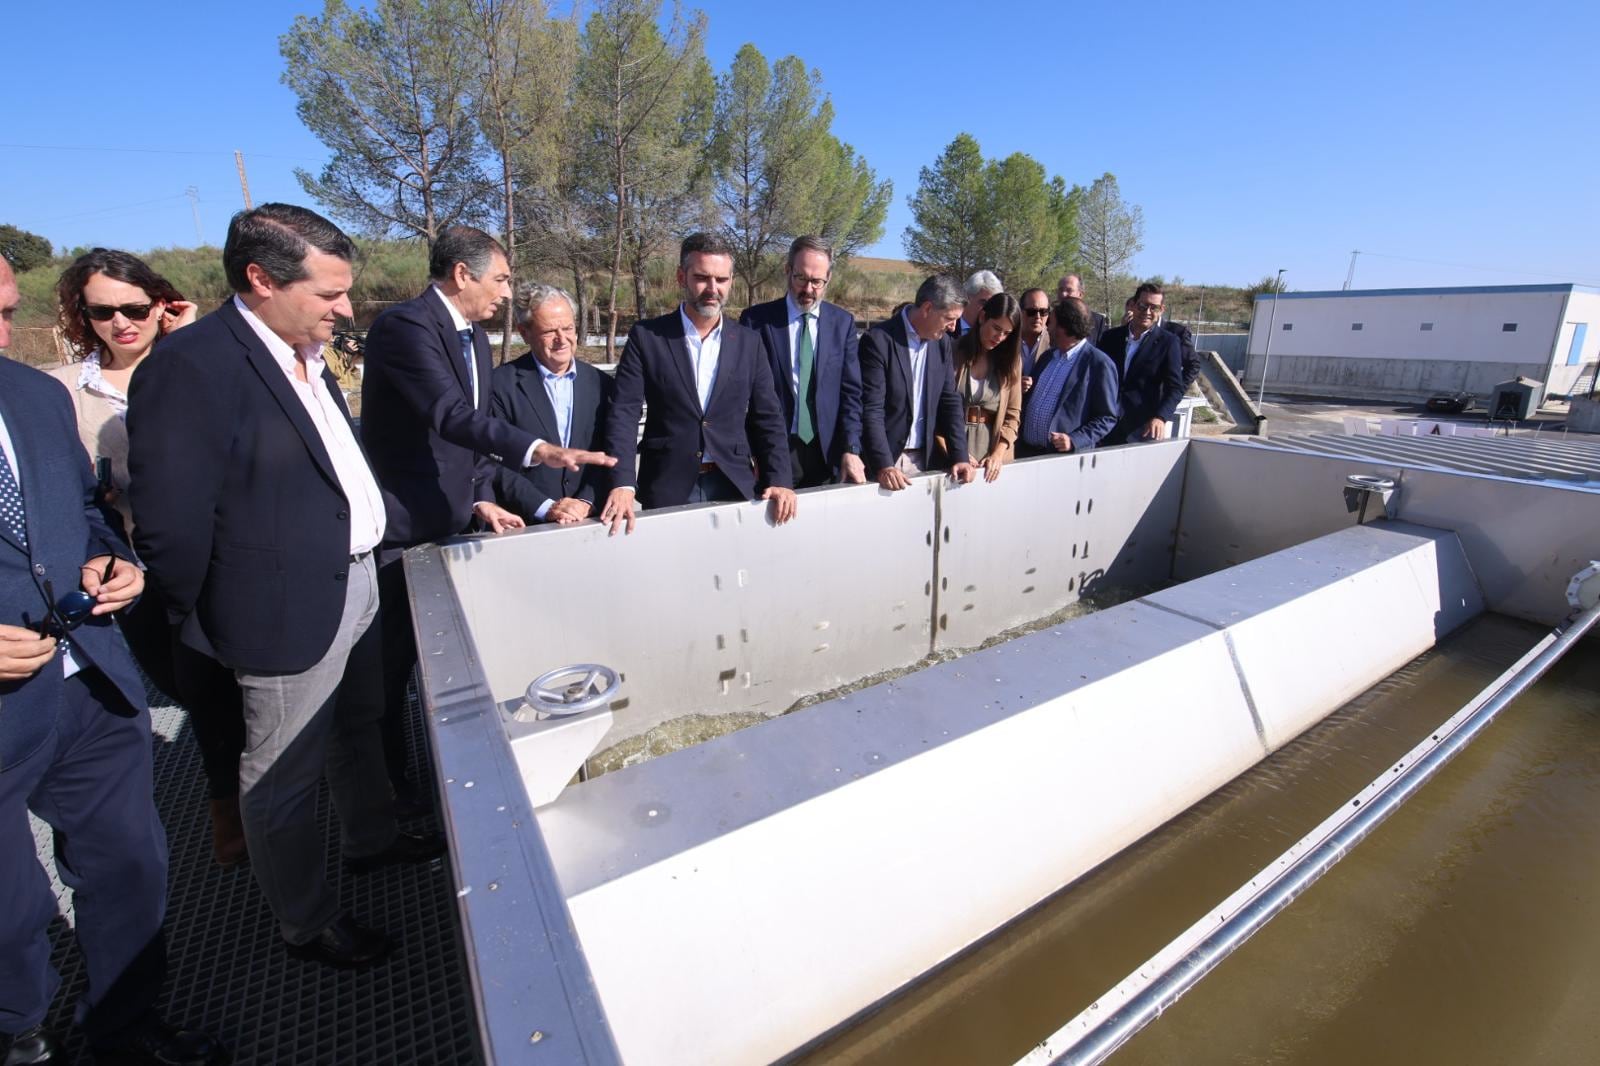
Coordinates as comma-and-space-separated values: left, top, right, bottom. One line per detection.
1546, 290, 1600, 395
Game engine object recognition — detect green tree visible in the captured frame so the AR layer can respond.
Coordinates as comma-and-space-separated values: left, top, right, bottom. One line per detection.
902, 133, 986, 279
1077, 172, 1144, 316
0, 224, 52, 272
575, 0, 707, 358
282, 0, 486, 241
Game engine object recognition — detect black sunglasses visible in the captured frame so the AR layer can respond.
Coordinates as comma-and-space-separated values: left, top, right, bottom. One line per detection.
1024, 308, 1051, 316
36, 551, 117, 640
83, 302, 156, 322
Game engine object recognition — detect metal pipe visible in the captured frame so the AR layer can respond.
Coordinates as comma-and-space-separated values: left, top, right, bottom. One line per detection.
1018, 597, 1600, 1066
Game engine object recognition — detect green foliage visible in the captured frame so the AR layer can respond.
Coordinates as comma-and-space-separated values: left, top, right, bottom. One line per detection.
902, 134, 1077, 289
282, 0, 487, 239
1077, 172, 1144, 317
0, 224, 52, 272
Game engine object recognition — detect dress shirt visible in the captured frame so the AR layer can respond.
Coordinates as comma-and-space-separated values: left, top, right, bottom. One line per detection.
1124, 325, 1149, 375
785, 294, 816, 436
532, 359, 578, 521
1021, 338, 1087, 449
0, 410, 79, 677
1020, 335, 1047, 379
429, 285, 544, 467
76, 351, 130, 417
233, 296, 386, 554
680, 305, 724, 411
899, 309, 931, 450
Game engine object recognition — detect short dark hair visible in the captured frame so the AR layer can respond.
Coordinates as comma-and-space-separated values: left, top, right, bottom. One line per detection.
1133, 281, 1164, 303
1052, 297, 1094, 341
786, 235, 833, 272
223, 203, 355, 293
56, 248, 186, 357
1019, 286, 1050, 308
429, 225, 506, 282
679, 232, 735, 267
914, 275, 963, 311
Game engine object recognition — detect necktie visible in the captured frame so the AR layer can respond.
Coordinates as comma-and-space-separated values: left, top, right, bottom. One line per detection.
458, 328, 478, 403
0, 452, 27, 548
795, 312, 816, 444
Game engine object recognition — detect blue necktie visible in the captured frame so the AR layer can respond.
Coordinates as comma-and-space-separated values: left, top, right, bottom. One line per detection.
0, 453, 26, 548
458, 328, 477, 402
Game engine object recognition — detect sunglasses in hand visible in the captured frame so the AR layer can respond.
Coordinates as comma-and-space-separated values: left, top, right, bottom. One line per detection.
35, 552, 118, 642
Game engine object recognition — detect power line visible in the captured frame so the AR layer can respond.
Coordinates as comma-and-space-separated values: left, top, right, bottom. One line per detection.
0, 142, 320, 163
1356, 249, 1600, 288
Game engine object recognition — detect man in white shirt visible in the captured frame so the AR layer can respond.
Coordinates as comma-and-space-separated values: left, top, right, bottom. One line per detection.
128, 204, 440, 972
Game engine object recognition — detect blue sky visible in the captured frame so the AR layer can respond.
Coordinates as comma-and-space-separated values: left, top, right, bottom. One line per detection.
4, 0, 1595, 292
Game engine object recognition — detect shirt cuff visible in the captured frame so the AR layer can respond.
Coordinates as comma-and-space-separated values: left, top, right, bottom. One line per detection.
521, 439, 546, 467
535, 499, 555, 521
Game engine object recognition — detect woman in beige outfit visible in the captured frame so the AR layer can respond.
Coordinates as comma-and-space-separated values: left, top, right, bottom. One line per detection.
946, 292, 1024, 482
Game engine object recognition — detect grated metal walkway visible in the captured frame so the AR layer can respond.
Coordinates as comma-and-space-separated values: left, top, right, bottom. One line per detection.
1243, 429, 1600, 486
29, 687, 480, 1065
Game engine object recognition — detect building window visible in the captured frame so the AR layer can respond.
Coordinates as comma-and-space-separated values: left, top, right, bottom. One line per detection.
1351, 322, 1364, 331
1281, 323, 1293, 331
1420, 322, 1434, 331
1502, 323, 1518, 332
1569, 324, 1589, 366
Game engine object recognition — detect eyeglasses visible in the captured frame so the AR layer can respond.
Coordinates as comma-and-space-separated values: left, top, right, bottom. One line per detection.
83, 302, 156, 322
790, 275, 829, 289
1024, 308, 1051, 317
1134, 301, 1164, 313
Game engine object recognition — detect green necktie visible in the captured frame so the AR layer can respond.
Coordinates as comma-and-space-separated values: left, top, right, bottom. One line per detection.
796, 311, 816, 444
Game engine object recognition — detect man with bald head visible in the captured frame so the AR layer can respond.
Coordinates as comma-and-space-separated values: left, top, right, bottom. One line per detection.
1057, 274, 1108, 346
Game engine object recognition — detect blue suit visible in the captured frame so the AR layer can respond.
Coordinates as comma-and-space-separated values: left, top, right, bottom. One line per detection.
738, 297, 861, 471
603, 309, 791, 508
1015, 344, 1121, 456
0, 358, 166, 1041
489, 356, 613, 521
1097, 324, 1185, 446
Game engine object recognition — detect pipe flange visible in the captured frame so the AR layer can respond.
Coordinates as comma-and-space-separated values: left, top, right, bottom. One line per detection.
1566, 562, 1600, 613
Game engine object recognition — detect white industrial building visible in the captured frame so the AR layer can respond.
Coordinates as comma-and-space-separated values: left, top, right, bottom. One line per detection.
1242, 284, 1600, 403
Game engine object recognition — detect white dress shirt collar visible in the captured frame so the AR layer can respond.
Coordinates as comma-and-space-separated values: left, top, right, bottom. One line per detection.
431, 283, 471, 332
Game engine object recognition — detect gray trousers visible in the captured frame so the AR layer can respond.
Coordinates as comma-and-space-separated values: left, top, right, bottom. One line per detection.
235, 552, 397, 943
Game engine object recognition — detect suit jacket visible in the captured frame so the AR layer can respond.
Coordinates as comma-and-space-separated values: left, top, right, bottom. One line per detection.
127, 299, 365, 674
602, 309, 791, 508
860, 312, 968, 472
0, 360, 146, 770
360, 287, 539, 549
1088, 310, 1109, 347
1161, 321, 1200, 388
489, 356, 613, 521
1097, 324, 1185, 446
1016, 343, 1121, 455
738, 297, 861, 468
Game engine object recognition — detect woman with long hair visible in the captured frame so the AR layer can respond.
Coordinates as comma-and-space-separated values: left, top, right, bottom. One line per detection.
50, 249, 247, 865
948, 291, 1024, 482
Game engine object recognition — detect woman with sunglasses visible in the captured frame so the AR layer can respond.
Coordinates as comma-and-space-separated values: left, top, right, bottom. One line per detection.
50, 249, 248, 865
944, 291, 1024, 483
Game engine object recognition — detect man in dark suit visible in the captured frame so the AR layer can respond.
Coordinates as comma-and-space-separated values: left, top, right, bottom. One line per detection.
859, 275, 978, 491
599, 233, 797, 534
954, 270, 1002, 336
490, 284, 613, 523
129, 204, 438, 973
359, 227, 613, 802
1015, 297, 1121, 457
0, 260, 224, 1065
1096, 282, 1186, 446
1161, 317, 1201, 391
738, 235, 865, 488
1057, 274, 1108, 346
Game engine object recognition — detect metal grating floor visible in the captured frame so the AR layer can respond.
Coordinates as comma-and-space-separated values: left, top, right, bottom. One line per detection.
28, 685, 480, 1065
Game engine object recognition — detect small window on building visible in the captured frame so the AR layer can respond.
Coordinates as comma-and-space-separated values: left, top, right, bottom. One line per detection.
1420, 322, 1434, 331
1502, 323, 1518, 332
1281, 322, 1293, 331
1351, 322, 1364, 331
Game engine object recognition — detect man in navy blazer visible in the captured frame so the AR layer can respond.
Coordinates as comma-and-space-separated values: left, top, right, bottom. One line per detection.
1097, 282, 1185, 446
599, 233, 797, 534
1, 259, 224, 1064
490, 284, 613, 523
1015, 298, 1121, 457
739, 236, 865, 488
130, 204, 436, 973
859, 275, 977, 491
1057, 274, 1108, 347
359, 227, 612, 802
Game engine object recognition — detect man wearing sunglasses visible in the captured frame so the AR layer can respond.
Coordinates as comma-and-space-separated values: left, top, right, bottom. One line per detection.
1016, 288, 1053, 393
0, 259, 226, 1064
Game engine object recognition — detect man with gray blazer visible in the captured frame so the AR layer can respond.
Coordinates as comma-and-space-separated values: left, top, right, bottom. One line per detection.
490, 284, 613, 523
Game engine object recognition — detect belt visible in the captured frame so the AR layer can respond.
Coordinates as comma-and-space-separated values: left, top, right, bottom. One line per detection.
966, 406, 996, 426
698, 461, 720, 474
350, 549, 373, 564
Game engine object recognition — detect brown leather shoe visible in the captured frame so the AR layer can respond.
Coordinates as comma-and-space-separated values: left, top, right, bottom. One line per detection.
209, 797, 246, 867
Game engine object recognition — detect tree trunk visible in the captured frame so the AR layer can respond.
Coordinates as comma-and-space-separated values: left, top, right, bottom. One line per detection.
499, 146, 516, 365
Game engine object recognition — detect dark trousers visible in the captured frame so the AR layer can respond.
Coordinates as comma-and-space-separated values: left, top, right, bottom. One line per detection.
685, 466, 743, 504
118, 575, 244, 801
788, 434, 832, 489
376, 552, 417, 794
0, 670, 167, 1040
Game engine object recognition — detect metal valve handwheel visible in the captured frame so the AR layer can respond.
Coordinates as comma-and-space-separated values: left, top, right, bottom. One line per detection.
519, 663, 620, 721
